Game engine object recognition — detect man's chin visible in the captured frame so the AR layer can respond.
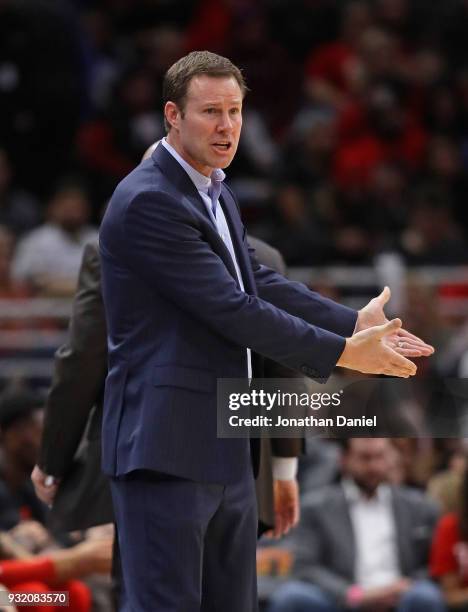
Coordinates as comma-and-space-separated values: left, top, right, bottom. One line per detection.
354, 479, 381, 496
208, 148, 237, 169
215, 155, 235, 169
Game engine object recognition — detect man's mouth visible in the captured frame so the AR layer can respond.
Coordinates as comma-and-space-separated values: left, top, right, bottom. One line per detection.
212, 142, 232, 152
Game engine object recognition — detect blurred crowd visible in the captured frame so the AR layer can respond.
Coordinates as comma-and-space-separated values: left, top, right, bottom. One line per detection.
0, 388, 112, 611
2, 383, 468, 611
1, 0, 468, 282
1, 1, 468, 609
260, 437, 468, 611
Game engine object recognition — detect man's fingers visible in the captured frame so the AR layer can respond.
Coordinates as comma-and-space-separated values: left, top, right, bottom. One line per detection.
396, 348, 424, 357
392, 336, 434, 356
398, 329, 435, 353
293, 504, 300, 527
385, 345, 417, 374
274, 513, 285, 538
387, 352, 417, 376
274, 505, 297, 538
398, 336, 433, 351
398, 328, 426, 342
388, 363, 415, 377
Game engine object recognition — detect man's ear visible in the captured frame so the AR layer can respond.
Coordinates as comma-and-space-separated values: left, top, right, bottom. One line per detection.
164, 101, 180, 131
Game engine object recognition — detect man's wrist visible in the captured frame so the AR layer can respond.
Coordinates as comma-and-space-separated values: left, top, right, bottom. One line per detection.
354, 311, 362, 334
272, 457, 298, 480
337, 337, 352, 369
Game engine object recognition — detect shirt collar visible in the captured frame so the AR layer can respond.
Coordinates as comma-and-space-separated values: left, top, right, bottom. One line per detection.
161, 138, 225, 194
342, 478, 391, 505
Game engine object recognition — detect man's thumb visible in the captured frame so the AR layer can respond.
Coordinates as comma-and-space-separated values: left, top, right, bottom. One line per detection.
376, 285, 391, 305
377, 318, 401, 338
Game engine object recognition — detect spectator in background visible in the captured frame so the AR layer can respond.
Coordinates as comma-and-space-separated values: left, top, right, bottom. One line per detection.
0, 0, 84, 197
273, 110, 338, 264
77, 67, 165, 202
0, 388, 46, 533
0, 150, 40, 237
224, 7, 302, 136
335, 79, 427, 190
80, 8, 121, 114
269, 438, 444, 612
0, 226, 30, 300
12, 180, 97, 296
304, 0, 373, 110
136, 26, 185, 96
422, 136, 468, 241
400, 185, 468, 265
374, 0, 412, 39
328, 160, 410, 262
428, 448, 466, 515
0, 544, 103, 612
431, 457, 468, 609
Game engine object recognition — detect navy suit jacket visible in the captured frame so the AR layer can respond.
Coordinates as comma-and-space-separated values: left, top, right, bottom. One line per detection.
99, 144, 357, 484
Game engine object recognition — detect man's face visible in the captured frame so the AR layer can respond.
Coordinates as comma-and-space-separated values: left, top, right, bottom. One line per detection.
165, 75, 243, 176
343, 438, 392, 495
49, 189, 90, 233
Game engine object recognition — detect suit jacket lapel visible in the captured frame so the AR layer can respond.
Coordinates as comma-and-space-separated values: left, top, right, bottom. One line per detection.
152, 145, 209, 221
152, 145, 242, 285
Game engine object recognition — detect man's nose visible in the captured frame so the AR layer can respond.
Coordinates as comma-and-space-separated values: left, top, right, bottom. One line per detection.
217, 112, 233, 131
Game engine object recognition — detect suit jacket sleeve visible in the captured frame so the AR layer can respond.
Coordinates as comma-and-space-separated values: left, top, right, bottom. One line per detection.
39, 242, 108, 477
110, 191, 351, 379
248, 242, 357, 339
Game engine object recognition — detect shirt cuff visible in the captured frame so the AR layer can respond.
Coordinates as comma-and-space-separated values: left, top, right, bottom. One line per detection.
272, 457, 298, 480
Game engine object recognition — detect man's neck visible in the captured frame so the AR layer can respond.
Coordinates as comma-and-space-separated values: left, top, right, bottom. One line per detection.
165, 134, 212, 177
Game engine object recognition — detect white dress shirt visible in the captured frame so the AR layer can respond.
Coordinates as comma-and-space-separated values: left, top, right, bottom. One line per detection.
343, 479, 401, 588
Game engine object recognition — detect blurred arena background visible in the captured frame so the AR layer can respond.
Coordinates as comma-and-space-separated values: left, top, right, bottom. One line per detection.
1, 1, 468, 609
1, 0, 468, 388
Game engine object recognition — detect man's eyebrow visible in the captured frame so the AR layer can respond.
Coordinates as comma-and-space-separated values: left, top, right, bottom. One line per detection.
200, 100, 242, 106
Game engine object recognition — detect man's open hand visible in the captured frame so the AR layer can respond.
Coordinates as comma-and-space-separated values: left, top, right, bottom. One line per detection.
338, 318, 417, 377
356, 286, 434, 358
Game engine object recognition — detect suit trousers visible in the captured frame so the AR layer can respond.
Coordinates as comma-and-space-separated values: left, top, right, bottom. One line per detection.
110, 469, 259, 612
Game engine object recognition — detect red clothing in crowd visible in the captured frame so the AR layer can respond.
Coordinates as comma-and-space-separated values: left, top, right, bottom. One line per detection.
0, 557, 91, 612
431, 513, 468, 586
333, 102, 427, 189
184, 0, 232, 53
305, 42, 357, 92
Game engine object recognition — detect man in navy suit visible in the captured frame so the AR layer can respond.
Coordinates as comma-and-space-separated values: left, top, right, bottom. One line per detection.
99, 51, 432, 611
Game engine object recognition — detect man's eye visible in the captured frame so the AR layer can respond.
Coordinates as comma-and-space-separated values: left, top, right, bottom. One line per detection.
230, 108, 240, 114
205, 108, 216, 114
